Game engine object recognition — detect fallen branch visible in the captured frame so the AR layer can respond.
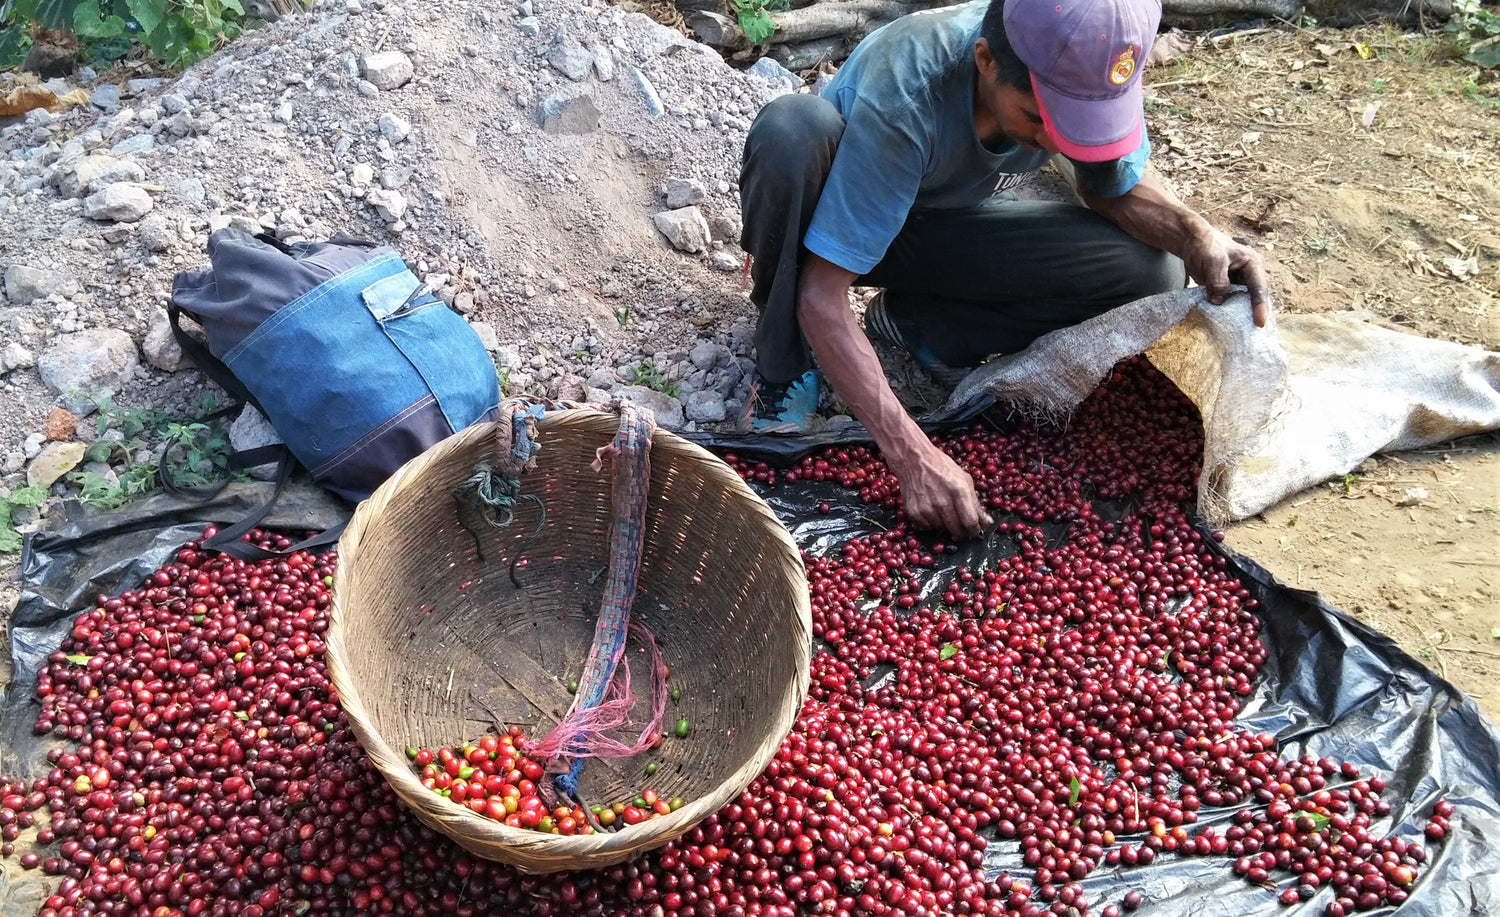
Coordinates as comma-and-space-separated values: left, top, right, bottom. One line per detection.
690, 0, 938, 51
766, 35, 860, 70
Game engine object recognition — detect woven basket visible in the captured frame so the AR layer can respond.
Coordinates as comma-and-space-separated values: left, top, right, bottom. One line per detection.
327, 409, 812, 873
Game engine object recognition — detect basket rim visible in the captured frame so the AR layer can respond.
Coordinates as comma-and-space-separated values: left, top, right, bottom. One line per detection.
327, 409, 812, 870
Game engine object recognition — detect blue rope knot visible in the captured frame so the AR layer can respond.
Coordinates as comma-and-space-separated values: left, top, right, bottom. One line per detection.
554, 760, 584, 801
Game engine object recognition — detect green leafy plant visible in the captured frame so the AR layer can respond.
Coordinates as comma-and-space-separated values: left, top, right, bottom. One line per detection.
728, 0, 788, 45
1306, 235, 1335, 253
0, 485, 47, 553
71, 394, 238, 511
1447, 0, 1500, 68
1461, 78, 1500, 109
625, 360, 679, 398
0, 0, 248, 71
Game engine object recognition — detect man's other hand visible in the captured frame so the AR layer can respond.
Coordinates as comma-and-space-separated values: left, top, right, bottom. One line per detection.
889, 442, 993, 540
1183, 229, 1272, 328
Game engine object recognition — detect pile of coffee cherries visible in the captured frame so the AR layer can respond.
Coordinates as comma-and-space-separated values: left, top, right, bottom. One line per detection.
408, 731, 592, 834
2, 357, 1450, 917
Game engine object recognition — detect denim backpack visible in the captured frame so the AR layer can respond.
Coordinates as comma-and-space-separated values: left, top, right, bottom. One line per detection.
168, 229, 501, 557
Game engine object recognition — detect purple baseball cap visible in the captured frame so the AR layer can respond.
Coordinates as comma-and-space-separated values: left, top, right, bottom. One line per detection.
1003, 0, 1161, 162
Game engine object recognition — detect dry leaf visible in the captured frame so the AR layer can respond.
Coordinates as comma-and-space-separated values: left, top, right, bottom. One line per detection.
1444, 256, 1478, 281
0, 85, 92, 117
1148, 30, 1195, 67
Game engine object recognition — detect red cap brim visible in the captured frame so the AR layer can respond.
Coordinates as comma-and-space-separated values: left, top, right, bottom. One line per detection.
1031, 73, 1144, 163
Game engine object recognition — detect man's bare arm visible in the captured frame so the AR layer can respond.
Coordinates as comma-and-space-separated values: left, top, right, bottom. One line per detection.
796, 254, 991, 538
1077, 169, 1272, 327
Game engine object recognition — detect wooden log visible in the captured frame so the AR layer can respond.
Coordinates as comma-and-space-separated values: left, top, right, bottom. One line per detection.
766, 35, 869, 70
690, 0, 940, 50
1163, 0, 1300, 15
691, 0, 1457, 65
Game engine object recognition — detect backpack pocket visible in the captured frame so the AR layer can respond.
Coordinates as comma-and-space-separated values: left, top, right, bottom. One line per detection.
357, 267, 500, 434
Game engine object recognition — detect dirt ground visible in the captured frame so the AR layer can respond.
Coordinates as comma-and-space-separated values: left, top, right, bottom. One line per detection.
1134, 26, 1500, 724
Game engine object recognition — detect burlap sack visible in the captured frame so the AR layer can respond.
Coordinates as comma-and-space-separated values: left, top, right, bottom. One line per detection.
946, 288, 1500, 523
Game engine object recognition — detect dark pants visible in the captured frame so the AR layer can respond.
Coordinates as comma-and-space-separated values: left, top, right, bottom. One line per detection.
740, 93, 1187, 385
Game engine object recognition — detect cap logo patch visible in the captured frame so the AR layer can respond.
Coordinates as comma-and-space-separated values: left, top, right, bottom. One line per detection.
1108, 46, 1137, 86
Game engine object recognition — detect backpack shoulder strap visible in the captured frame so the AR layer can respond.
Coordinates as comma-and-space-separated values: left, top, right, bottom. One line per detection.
167, 303, 263, 414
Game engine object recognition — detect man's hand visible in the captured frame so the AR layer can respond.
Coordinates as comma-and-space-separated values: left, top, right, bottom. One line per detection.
886, 441, 993, 539
1180, 227, 1272, 328
795, 255, 992, 540
1079, 169, 1274, 329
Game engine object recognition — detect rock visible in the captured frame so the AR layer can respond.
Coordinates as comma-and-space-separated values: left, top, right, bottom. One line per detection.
685, 390, 727, 423
26, 441, 88, 489
85, 183, 154, 222
713, 360, 745, 398
37, 328, 139, 401
590, 44, 615, 82
538, 94, 600, 135
45, 407, 77, 442
5, 265, 80, 304
652, 206, 711, 254
380, 165, 413, 189
708, 211, 743, 243
176, 177, 205, 204
351, 162, 376, 187
159, 93, 189, 113
90, 84, 121, 113
586, 367, 619, 390
709, 250, 741, 273
53, 153, 117, 198
81, 460, 120, 489
138, 217, 175, 253
2, 452, 22, 474
616, 385, 685, 431
229, 407, 284, 481
361, 51, 414, 91
366, 188, 408, 222
747, 57, 801, 93
469, 320, 499, 352
377, 111, 412, 143
86, 159, 147, 194
110, 133, 155, 156
663, 177, 705, 209
630, 67, 664, 118
142, 309, 190, 371
689, 341, 726, 372
553, 373, 587, 401
544, 28, 593, 82
495, 346, 523, 371
2, 342, 37, 374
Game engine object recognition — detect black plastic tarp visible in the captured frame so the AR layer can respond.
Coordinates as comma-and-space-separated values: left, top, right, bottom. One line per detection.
5, 429, 1499, 917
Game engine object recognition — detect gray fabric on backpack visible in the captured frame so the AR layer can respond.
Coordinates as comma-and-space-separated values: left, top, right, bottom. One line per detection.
170, 230, 377, 357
